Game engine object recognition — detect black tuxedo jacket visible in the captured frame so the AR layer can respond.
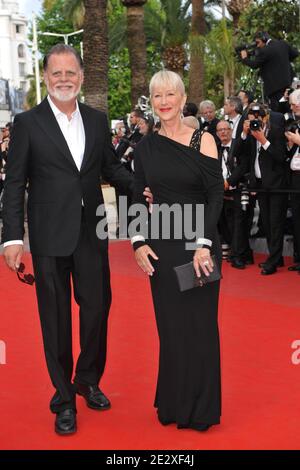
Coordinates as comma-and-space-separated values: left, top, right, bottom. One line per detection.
218, 140, 249, 188
115, 127, 143, 160
199, 117, 220, 140
242, 40, 298, 97
2, 98, 133, 256
235, 113, 287, 189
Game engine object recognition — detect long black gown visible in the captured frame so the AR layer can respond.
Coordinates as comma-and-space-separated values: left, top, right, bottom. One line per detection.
132, 129, 224, 428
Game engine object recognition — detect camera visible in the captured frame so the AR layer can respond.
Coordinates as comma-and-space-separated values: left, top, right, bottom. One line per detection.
249, 119, 262, 131
284, 112, 300, 133
235, 42, 257, 57
248, 104, 267, 131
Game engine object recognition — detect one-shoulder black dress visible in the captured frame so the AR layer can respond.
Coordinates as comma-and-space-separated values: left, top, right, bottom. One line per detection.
132, 130, 224, 429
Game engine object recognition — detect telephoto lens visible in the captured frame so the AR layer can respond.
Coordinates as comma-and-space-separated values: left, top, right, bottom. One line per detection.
240, 189, 250, 211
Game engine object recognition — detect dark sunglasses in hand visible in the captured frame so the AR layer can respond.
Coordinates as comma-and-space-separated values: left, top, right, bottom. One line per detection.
17, 263, 35, 286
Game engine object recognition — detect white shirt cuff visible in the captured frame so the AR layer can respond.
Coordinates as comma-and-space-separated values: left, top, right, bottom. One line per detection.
131, 235, 145, 245
196, 238, 212, 247
262, 140, 271, 151
3, 240, 24, 248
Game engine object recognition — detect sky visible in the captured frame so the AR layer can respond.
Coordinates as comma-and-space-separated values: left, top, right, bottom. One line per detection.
18, 0, 42, 17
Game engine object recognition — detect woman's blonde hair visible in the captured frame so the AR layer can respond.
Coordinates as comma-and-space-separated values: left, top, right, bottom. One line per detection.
149, 70, 186, 98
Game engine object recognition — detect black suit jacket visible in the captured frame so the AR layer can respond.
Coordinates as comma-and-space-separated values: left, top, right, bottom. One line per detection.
242, 40, 298, 97
218, 139, 249, 188
2, 98, 133, 256
235, 112, 287, 189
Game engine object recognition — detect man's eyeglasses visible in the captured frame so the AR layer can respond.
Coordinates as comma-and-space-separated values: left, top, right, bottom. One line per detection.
17, 263, 35, 286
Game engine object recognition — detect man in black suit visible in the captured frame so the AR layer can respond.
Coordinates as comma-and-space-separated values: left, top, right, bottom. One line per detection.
216, 120, 251, 269
285, 89, 300, 273
240, 31, 299, 112
223, 96, 244, 141
2, 44, 135, 435
237, 103, 287, 274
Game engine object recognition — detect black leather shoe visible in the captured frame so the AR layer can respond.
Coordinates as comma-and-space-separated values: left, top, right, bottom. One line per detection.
243, 253, 254, 265
261, 266, 277, 275
74, 383, 111, 410
55, 409, 77, 435
259, 258, 284, 269
231, 258, 246, 269
288, 264, 300, 272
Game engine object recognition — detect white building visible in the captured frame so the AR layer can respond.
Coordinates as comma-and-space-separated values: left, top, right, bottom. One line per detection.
0, 0, 33, 125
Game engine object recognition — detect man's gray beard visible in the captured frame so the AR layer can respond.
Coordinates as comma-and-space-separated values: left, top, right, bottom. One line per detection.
48, 85, 81, 102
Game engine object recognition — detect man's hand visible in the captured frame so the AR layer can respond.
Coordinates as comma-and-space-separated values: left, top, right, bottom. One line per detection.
224, 180, 229, 191
3, 245, 23, 271
243, 120, 251, 135
241, 50, 248, 59
0, 138, 9, 152
285, 129, 300, 146
251, 128, 267, 145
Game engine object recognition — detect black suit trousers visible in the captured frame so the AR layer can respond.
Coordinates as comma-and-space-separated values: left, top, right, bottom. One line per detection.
32, 210, 112, 414
256, 182, 288, 267
230, 191, 252, 258
290, 172, 300, 260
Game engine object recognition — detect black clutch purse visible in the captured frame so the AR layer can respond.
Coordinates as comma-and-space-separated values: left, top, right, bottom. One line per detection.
173, 255, 222, 292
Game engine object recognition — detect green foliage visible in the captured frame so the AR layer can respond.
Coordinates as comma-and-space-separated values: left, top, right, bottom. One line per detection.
108, 49, 131, 118
238, 0, 300, 44
159, 0, 191, 48
202, 19, 240, 107
108, 44, 161, 118
35, 0, 83, 55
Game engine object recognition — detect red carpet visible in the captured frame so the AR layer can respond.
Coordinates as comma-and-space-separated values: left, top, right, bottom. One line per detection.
1, 241, 300, 450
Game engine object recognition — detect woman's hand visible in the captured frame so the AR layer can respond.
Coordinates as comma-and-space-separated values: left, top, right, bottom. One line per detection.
135, 245, 158, 276
193, 248, 214, 278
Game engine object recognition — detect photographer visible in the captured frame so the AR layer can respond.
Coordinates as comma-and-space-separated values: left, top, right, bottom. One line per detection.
238, 103, 287, 274
240, 31, 299, 112
285, 89, 300, 273
216, 120, 252, 269
114, 109, 143, 174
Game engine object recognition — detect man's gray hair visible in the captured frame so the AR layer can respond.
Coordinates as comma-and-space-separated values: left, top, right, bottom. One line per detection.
199, 100, 216, 112
226, 96, 243, 114
43, 43, 83, 71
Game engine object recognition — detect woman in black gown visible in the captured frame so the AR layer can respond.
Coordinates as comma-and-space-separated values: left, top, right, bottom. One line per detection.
131, 71, 224, 431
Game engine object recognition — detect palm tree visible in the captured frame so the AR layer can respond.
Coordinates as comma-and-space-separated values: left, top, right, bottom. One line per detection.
204, 19, 236, 98
83, 0, 109, 112
226, 0, 253, 34
159, 0, 191, 76
121, 1, 148, 108
188, 0, 205, 105
64, 0, 85, 28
